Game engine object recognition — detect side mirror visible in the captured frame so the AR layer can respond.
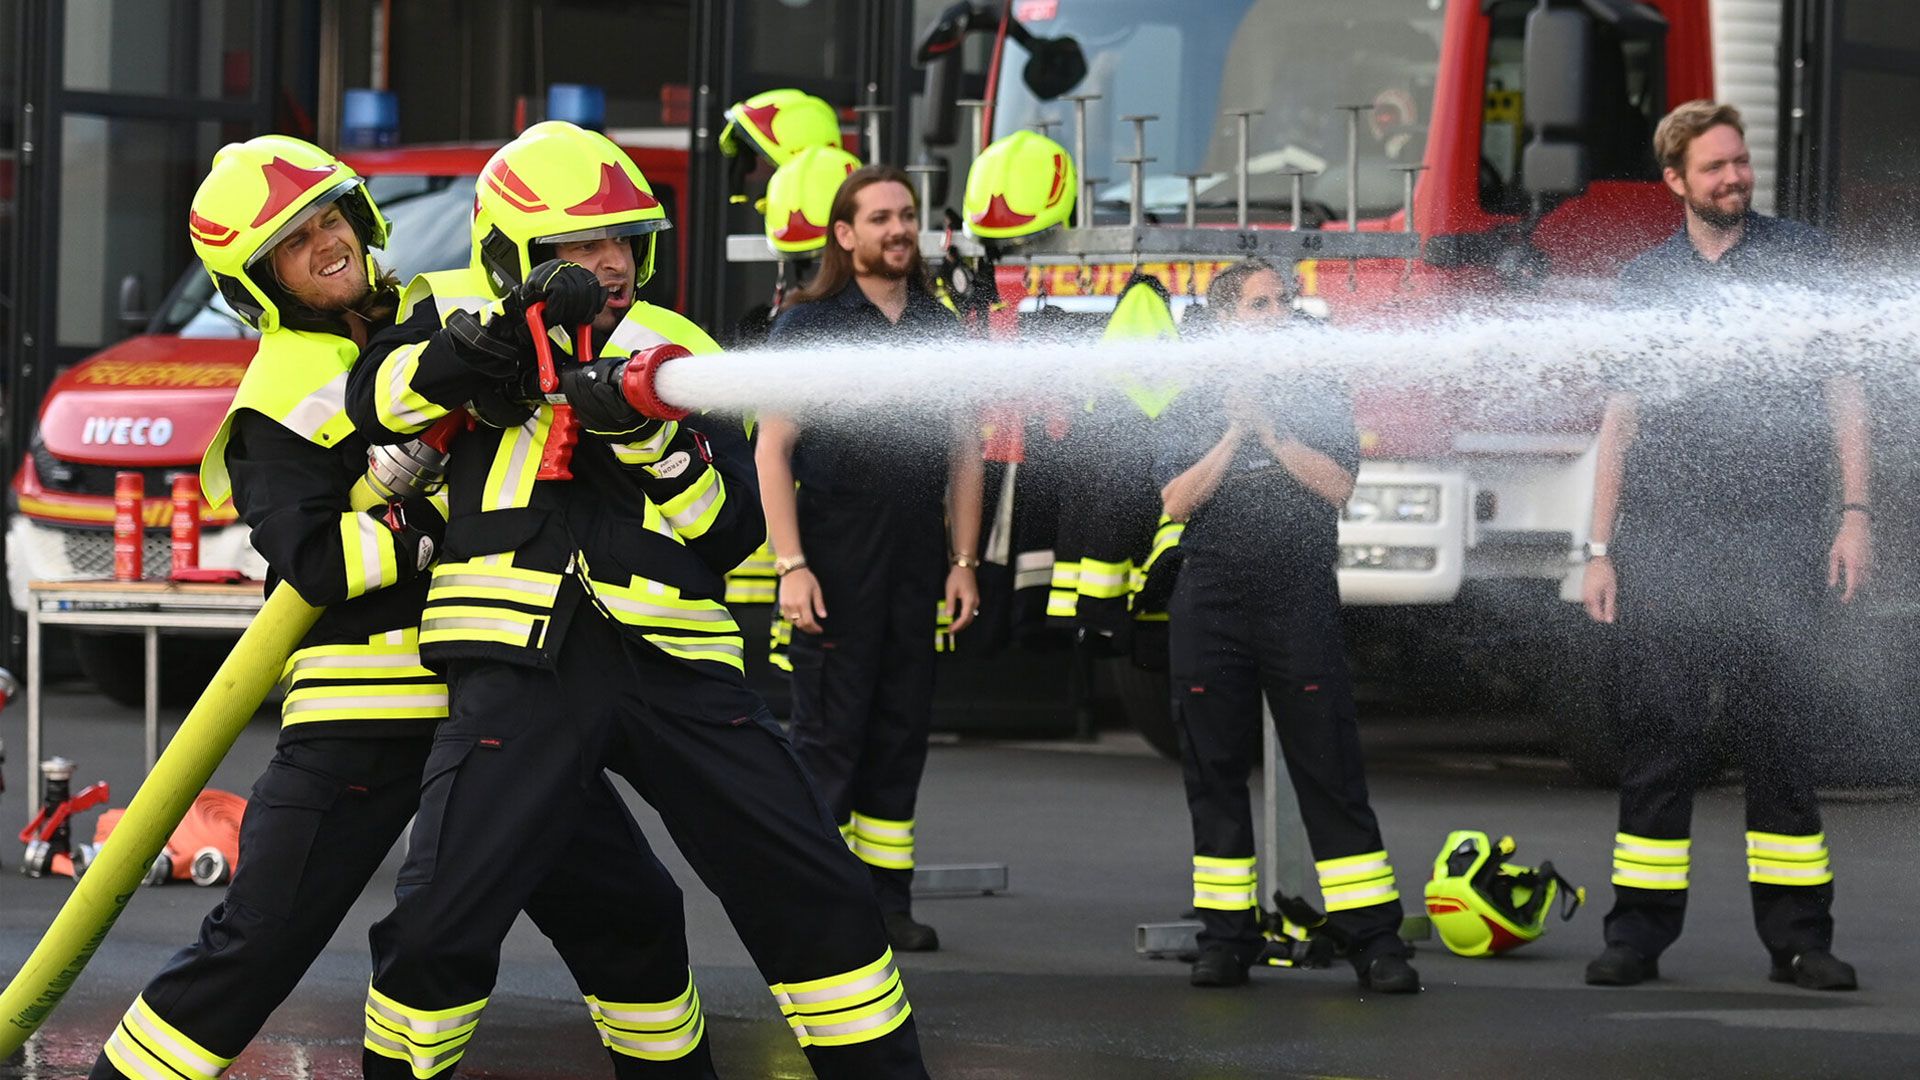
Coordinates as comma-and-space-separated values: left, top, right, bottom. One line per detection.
1521, 5, 1593, 200
117, 274, 152, 337
1019, 35, 1087, 101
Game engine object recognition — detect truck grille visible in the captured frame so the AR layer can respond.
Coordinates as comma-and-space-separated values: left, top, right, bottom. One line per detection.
59, 529, 176, 581
31, 441, 187, 498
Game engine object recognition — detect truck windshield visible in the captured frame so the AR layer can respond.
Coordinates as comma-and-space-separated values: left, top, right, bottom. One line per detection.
160, 173, 478, 339
991, 0, 1442, 222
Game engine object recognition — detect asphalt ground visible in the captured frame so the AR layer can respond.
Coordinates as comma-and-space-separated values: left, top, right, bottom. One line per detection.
4, 679, 1918, 1079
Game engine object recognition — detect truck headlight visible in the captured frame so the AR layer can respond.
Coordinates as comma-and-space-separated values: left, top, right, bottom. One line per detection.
1339, 545, 1438, 571
1344, 483, 1440, 524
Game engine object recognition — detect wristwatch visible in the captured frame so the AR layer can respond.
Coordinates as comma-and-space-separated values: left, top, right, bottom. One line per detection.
950, 553, 982, 569
773, 555, 809, 577
1582, 540, 1609, 561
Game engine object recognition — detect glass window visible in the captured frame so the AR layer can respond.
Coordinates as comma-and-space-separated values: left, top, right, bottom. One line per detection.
1831, 68, 1920, 249
992, 0, 1443, 222
1478, 0, 1664, 214
1844, 0, 1920, 52
62, 0, 256, 100
57, 116, 225, 348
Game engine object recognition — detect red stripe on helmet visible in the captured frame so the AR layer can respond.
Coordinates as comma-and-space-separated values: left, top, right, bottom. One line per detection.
1046, 152, 1067, 207
189, 210, 239, 247
485, 158, 549, 212
970, 193, 1036, 230
772, 209, 826, 244
250, 157, 341, 228
742, 101, 782, 145
565, 161, 660, 217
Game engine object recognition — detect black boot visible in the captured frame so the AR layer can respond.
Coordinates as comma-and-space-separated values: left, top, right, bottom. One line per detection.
1357, 952, 1421, 994
1770, 949, 1857, 991
1586, 943, 1659, 986
1190, 946, 1251, 988
883, 910, 940, 953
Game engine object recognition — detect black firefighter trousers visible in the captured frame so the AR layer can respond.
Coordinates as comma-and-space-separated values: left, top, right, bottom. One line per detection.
1605, 591, 1835, 963
786, 500, 946, 917
1169, 561, 1407, 968
94, 733, 704, 1080
366, 600, 928, 1080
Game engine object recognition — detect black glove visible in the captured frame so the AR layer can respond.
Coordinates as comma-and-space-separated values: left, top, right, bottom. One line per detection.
380, 498, 444, 573
444, 306, 532, 380
507, 259, 607, 331
561, 355, 660, 439
468, 379, 536, 429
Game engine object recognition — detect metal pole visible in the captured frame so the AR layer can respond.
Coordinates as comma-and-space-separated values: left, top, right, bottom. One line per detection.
1065, 93, 1100, 229
905, 164, 941, 220
1032, 118, 1060, 139
1395, 164, 1426, 290
1339, 105, 1365, 290
1180, 172, 1207, 228
1119, 114, 1158, 232
1225, 109, 1262, 229
1286, 169, 1306, 231
854, 102, 891, 165
1082, 176, 1107, 224
958, 99, 989, 153
1260, 701, 1314, 926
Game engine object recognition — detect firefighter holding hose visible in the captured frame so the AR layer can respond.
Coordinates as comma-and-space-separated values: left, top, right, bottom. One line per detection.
346, 121, 929, 1079
94, 136, 713, 1080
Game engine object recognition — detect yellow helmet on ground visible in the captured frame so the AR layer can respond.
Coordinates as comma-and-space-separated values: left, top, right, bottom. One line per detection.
964, 130, 1075, 242
763, 146, 862, 257
1424, 830, 1585, 957
471, 120, 670, 296
720, 89, 843, 166
188, 134, 389, 332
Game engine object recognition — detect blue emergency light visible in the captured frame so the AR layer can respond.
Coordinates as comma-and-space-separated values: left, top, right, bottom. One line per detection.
342, 88, 399, 149
547, 84, 607, 132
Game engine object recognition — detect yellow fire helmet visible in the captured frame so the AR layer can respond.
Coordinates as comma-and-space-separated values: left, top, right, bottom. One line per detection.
471, 120, 670, 297
763, 145, 862, 257
188, 134, 390, 333
1424, 830, 1585, 957
720, 89, 843, 166
964, 129, 1075, 243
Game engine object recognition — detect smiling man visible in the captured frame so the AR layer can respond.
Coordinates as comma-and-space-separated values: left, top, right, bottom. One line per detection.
755, 165, 983, 954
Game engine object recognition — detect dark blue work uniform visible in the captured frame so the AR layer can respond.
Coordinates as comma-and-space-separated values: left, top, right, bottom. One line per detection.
1604, 211, 1843, 964
765, 278, 958, 922
1154, 373, 1410, 970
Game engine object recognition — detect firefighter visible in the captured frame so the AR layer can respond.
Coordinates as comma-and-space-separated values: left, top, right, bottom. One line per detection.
1156, 259, 1418, 993
1581, 101, 1865, 990
756, 163, 984, 953
346, 121, 928, 1078
95, 136, 712, 1080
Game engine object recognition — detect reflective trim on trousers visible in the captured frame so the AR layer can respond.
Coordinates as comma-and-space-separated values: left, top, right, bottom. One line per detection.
102, 995, 235, 1080
1317, 851, 1399, 912
363, 985, 485, 1079
587, 974, 706, 1061
1193, 855, 1257, 912
1747, 830, 1833, 886
1613, 833, 1692, 891
769, 950, 913, 1049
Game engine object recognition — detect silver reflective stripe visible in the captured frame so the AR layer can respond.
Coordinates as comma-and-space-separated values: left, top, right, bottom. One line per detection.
491, 419, 539, 508
433, 293, 490, 319
285, 691, 448, 713
381, 344, 438, 431
1751, 862, 1831, 881
1193, 887, 1255, 906
1319, 857, 1390, 881
654, 638, 745, 661
1328, 881, 1398, 905
1077, 568, 1127, 589
1616, 867, 1688, 884
664, 481, 722, 530
854, 817, 912, 840
1749, 837, 1825, 855
366, 996, 484, 1035
124, 1006, 227, 1077
289, 651, 426, 673
364, 1028, 463, 1076
592, 1000, 695, 1025
1616, 840, 1690, 860
355, 513, 387, 593
434, 573, 561, 600
422, 615, 533, 636
599, 594, 733, 623
604, 1024, 703, 1057
792, 996, 909, 1041
285, 372, 349, 441
1013, 551, 1054, 591
775, 964, 897, 1009
620, 422, 676, 461
609, 318, 671, 354
102, 1032, 178, 1080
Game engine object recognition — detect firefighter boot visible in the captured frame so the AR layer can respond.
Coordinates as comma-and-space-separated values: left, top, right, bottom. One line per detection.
884, 911, 940, 953
1586, 943, 1659, 986
1189, 947, 1251, 989
1770, 949, 1857, 991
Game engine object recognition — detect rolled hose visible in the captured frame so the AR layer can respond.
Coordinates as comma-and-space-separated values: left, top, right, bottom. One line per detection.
620, 343, 693, 421
0, 583, 321, 1052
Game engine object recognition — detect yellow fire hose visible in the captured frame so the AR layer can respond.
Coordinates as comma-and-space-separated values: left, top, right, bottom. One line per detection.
1, 583, 320, 1052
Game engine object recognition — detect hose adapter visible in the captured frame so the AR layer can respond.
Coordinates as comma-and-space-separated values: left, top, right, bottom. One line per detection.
620, 343, 693, 421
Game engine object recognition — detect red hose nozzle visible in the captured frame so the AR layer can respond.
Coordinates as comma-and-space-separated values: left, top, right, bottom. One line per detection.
621, 343, 693, 421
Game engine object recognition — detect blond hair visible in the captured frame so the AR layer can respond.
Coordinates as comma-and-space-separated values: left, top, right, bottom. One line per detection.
1654, 100, 1745, 174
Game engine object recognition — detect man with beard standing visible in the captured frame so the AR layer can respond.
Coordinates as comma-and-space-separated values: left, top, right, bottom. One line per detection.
1581, 100, 1870, 990
756, 165, 983, 953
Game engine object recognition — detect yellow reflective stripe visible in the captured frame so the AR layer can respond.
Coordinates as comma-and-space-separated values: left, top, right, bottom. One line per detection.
337, 511, 400, 600
1747, 831, 1832, 885
282, 683, 450, 725
1317, 851, 1397, 912
374, 341, 447, 435
592, 577, 740, 633
1046, 590, 1080, 618
1746, 831, 1827, 856
1050, 560, 1082, 590
726, 579, 778, 604
105, 997, 234, 1079
643, 633, 747, 672
482, 411, 550, 511
587, 975, 706, 1062
1193, 855, 1257, 910
363, 985, 486, 1079
419, 605, 544, 647
1614, 833, 1691, 865
850, 812, 915, 870
607, 421, 678, 465
1077, 558, 1132, 599
659, 468, 725, 538
429, 571, 564, 606
769, 951, 913, 1049
769, 617, 793, 672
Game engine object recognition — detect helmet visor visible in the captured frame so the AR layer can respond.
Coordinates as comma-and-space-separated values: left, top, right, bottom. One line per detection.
244, 177, 363, 268
534, 218, 672, 246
